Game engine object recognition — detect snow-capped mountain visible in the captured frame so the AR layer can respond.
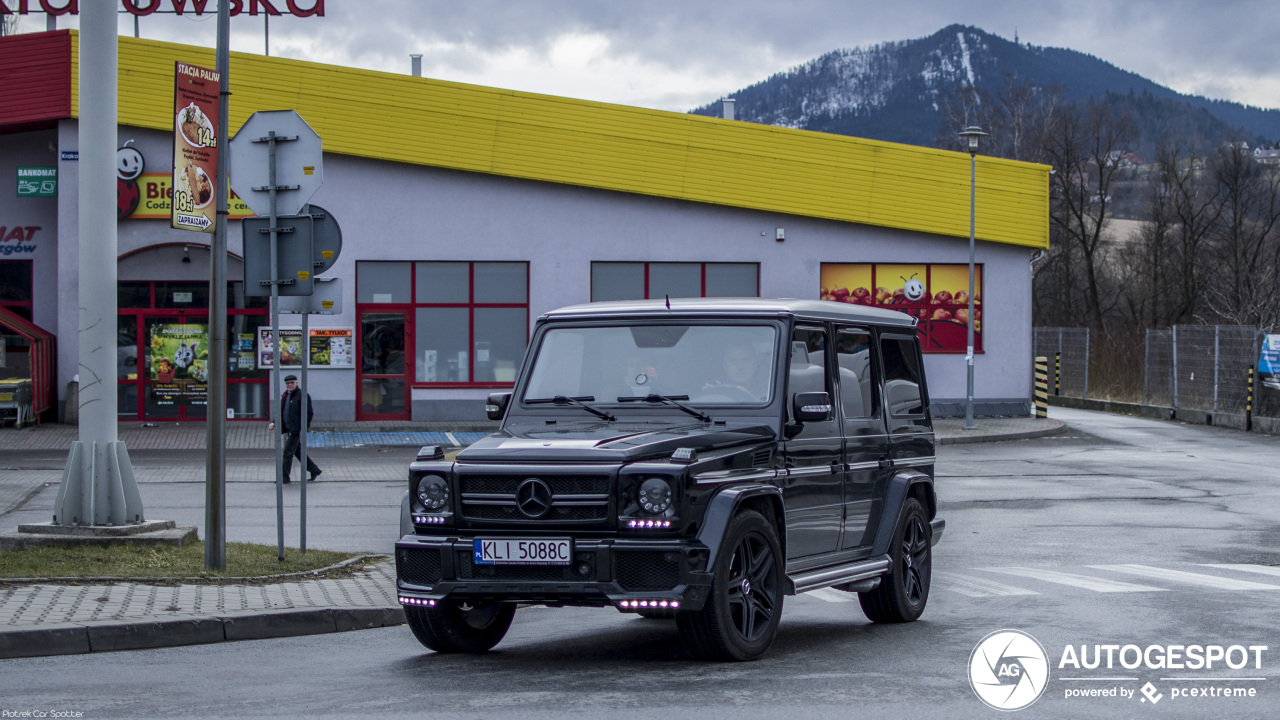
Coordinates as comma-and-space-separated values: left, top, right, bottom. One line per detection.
692, 25, 1280, 151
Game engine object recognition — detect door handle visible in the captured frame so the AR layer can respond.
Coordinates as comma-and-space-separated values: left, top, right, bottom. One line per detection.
878, 457, 894, 470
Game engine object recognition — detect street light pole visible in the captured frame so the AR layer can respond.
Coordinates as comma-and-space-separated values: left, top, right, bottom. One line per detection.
959, 126, 987, 431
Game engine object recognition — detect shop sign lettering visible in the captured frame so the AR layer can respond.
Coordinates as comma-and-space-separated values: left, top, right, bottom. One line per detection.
0, 225, 39, 256
0, 0, 323, 17
17, 167, 57, 197
128, 173, 254, 220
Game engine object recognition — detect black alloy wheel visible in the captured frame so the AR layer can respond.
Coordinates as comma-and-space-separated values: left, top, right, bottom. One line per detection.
677, 510, 783, 661
405, 598, 516, 653
859, 496, 931, 623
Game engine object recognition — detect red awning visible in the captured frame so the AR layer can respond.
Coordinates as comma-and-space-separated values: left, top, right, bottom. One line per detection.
0, 306, 56, 423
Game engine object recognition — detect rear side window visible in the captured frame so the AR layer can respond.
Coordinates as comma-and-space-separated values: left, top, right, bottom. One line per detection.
836, 330, 876, 419
879, 336, 923, 416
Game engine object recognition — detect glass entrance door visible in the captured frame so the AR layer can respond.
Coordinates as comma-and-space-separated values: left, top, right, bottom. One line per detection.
358, 311, 409, 419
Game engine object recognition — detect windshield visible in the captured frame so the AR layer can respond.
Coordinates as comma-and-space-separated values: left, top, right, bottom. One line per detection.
523, 324, 778, 406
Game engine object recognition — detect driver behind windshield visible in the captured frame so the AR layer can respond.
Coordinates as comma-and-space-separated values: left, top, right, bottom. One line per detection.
701, 342, 768, 402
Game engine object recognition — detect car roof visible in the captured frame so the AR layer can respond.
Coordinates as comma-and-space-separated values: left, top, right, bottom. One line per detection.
540, 297, 918, 327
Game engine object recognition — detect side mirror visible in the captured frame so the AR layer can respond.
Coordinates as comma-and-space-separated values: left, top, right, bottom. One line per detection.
486, 392, 512, 421
792, 391, 832, 423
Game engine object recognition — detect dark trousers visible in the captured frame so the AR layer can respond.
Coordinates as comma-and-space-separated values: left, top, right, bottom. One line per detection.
282, 431, 321, 480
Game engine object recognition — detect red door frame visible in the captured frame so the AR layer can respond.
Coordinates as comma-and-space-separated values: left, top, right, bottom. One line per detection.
355, 307, 413, 421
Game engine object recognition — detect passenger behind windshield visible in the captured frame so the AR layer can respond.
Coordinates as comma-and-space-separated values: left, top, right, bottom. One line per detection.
522, 324, 776, 406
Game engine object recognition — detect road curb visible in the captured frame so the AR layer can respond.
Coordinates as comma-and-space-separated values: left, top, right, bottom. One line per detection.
0, 606, 406, 659
937, 419, 1065, 445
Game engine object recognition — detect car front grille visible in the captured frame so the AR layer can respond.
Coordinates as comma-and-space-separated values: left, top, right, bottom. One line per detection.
396, 547, 442, 586
458, 474, 612, 526
615, 551, 680, 591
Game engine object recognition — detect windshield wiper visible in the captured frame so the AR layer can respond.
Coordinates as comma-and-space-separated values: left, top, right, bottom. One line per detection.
617, 394, 712, 422
526, 395, 616, 421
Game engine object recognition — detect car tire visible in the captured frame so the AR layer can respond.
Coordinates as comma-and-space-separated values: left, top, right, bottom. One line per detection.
859, 496, 931, 623
676, 510, 783, 661
405, 599, 516, 653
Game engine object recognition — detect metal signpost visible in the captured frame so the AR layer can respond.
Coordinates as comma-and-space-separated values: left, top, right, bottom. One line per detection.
230, 111, 323, 560
278, 275, 343, 552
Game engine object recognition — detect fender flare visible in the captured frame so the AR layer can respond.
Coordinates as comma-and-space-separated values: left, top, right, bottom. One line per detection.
399, 490, 412, 539
696, 483, 785, 571
869, 470, 934, 557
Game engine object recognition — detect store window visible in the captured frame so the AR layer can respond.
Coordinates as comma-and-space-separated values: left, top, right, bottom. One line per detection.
0, 260, 34, 321
819, 263, 983, 354
115, 280, 268, 421
356, 261, 529, 397
590, 262, 759, 301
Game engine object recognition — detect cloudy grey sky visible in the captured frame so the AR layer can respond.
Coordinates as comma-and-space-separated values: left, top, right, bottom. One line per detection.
12, 0, 1280, 111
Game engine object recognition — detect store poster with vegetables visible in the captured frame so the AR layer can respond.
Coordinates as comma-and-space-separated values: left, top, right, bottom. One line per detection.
148, 322, 208, 404
258, 327, 354, 368
820, 263, 983, 353
171, 61, 220, 233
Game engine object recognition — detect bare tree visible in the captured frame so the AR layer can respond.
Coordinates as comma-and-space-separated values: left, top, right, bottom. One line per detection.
1203, 142, 1280, 329
1, 13, 19, 37
1039, 100, 1136, 330
1158, 141, 1223, 325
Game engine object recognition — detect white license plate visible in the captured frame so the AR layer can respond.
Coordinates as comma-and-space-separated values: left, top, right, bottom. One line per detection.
473, 538, 572, 566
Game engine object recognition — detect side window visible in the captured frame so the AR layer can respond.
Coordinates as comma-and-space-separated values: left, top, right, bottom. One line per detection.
789, 326, 828, 398
836, 329, 876, 419
880, 336, 923, 416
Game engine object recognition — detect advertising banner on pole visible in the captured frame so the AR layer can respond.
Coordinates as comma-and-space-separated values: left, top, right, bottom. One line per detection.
1260, 335, 1280, 391
148, 322, 209, 406
171, 62, 220, 233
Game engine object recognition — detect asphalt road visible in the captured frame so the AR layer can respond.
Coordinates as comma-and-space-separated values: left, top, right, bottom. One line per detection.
4, 408, 1280, 719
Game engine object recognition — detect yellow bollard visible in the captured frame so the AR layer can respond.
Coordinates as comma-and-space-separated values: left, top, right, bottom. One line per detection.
1034, 356, 1049, 418
1246, 366, 1254, 432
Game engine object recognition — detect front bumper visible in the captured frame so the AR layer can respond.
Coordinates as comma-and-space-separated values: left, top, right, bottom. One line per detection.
395, 534, 713, 612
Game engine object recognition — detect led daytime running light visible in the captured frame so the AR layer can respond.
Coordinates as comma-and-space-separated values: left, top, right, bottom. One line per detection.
627, 519, 672, 529
398, 597, 437, 607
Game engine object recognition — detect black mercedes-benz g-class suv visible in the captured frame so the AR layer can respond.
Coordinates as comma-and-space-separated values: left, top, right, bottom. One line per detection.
395, 298, 943, 661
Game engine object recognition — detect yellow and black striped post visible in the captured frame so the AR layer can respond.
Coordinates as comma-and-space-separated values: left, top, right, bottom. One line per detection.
1034, 357, 1049, 418
1054, 352, 1062, 396
1246, 365, 1254, 432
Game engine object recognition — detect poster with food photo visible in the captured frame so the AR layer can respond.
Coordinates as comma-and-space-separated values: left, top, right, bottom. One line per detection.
819, 263, 985, 353
171, 61, 220, 233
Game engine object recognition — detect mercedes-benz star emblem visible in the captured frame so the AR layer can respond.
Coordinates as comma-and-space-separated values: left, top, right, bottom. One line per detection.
516, 478, 553, 519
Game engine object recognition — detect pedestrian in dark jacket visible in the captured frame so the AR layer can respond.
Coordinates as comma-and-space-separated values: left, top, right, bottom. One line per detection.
268, 374, 321, 483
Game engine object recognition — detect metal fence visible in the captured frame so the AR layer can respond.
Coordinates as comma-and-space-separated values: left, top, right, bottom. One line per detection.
1151, 325, 1261, 414
1035, 325, 1269, 417
1032, 327, 1091, 398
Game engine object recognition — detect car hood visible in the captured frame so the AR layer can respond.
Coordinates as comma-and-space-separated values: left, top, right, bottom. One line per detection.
458, 421, 777, 463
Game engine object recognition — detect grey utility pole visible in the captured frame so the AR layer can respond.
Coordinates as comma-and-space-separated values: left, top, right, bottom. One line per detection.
959, 126, 987, 431
52, 0, 144, 527
204, 0, 232, 570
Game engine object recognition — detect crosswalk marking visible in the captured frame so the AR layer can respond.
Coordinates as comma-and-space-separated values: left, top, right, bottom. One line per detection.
985, 567, 1166, 593
805, 587, 858, 603
1089, 564, 1280, 591
934, 572, 1040, 597
1201, 564, 1280, 579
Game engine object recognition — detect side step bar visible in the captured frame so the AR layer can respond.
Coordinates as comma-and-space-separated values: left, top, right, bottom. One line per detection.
787, 555, 891, 595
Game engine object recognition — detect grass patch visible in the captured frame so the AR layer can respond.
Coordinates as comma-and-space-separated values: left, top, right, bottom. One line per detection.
0, 541, 371, 582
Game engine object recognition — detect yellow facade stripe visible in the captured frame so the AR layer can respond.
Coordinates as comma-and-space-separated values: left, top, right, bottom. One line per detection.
69, 32, 1049, 249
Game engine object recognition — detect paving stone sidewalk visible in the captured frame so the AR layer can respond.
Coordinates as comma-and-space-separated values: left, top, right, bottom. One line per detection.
0, 560, 404, 659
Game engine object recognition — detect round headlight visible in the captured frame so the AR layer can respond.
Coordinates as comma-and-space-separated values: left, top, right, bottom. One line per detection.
637, 478, 673, 515
416, 475, 449, 511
